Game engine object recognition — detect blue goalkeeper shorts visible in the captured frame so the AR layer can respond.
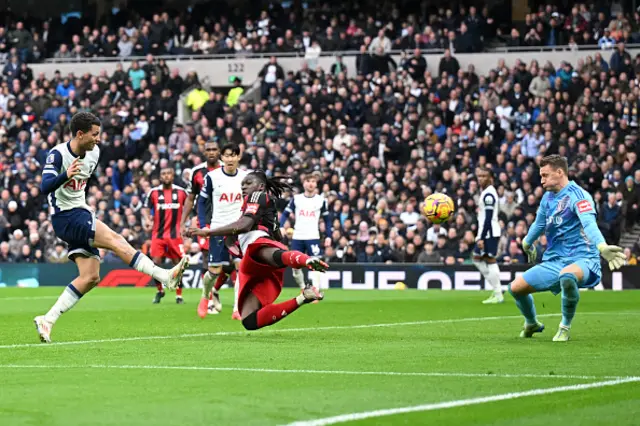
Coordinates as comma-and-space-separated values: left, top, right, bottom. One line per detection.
521, 258, 602, 295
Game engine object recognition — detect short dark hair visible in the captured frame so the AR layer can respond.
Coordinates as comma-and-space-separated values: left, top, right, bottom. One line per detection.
540, 154, 569, 175
477, 166, 494, 178
69, 112, 101, 135
220, 142, 240, 156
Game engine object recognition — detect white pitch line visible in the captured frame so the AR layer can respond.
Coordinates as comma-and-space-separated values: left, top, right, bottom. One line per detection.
282, 377, 640, 426
0, 364, 632, 381
1, 311, 638, 350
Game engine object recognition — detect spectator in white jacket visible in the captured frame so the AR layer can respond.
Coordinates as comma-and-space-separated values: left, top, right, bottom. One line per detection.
369, 29, 392, 54
333, 124, 351, 150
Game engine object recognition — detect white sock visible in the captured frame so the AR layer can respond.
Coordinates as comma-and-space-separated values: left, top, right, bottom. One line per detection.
473, 259, 489, 278
131, 251, 168, 283
202, 271, 218, 298
486, 263, 503, 298
44, 284, 83, 324
310, 270, 322, 289
233, 274, 240, 312
292, 268, 306, 289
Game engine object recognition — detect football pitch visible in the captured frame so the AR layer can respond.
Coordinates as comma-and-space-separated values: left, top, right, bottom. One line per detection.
1, 288, 639, 426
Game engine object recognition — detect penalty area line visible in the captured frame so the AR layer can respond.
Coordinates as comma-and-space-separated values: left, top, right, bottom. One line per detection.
0, 364, 634, 381
1, 311, 638, 350
281, 377, 640, 426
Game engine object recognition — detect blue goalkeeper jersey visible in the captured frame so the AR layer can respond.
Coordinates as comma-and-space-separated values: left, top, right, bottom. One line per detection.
524, 181, 605, 262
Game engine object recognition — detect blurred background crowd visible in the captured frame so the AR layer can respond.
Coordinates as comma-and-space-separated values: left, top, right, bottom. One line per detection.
1, 0, 640, 267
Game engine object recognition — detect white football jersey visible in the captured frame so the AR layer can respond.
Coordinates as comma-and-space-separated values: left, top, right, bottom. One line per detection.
285, 193, 328, 240
200, 168, 249, 228
477, 185, 501, 240
43, 142, 100, 214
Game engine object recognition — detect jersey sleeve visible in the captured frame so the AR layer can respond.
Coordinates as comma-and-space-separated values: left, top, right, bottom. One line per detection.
479, 192, 496, 240
40, 150, 67, 194
197, 175, 213, 227
187, 169, 198, 195
523, 193, 548, 246
143, 190, 155, 209
244, 191, 268, 221
571, 190, 606, 246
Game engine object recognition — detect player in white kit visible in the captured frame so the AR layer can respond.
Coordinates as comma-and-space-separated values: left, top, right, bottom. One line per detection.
34, 112, 188, 343
196, 143, 249, 319
279, 173, 331, 292
473, 167, 504, 304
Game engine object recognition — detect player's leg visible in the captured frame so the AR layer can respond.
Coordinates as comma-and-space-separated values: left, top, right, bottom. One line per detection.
167, 239, 186, 303
289, 239, 307, 289
239, 246, 324, 331
231, 259, 242, 320
93, 219, 187, 289
198, 237, 227, 318
34, 256, 101, 343
151, 249, 166, 304
483, 238, 504, 303
472, 252, 491, 302
553, 263, 586, 342
509, 262, 558, 337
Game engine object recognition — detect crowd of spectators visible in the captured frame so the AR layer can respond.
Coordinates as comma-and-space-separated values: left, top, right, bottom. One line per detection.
505, 3, 640, 49
3, 3, 640, 267
0, 0, 514, 64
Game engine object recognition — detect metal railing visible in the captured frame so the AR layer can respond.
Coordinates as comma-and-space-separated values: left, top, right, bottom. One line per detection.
39, 43, 640, 64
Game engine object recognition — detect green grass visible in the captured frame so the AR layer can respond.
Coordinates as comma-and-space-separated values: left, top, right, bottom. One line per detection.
0, 288, 639, 426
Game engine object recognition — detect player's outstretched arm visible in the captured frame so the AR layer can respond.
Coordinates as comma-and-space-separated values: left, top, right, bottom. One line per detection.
279, 198, 294, 227
188, 216, 255, 238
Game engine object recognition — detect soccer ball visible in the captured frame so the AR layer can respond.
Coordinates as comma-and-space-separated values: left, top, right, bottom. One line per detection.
422, 193, 455, 224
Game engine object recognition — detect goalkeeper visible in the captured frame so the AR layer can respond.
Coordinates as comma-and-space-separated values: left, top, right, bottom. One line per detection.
509, 155, 626, 342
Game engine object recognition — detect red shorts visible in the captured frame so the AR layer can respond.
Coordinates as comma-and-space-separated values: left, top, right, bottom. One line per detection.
194, 217, 209, 251
150, 238, 185, 259
238, 237, 288, 310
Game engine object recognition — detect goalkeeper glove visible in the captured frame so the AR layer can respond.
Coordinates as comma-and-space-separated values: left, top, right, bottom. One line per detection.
522, 241, 537, 264
597, 243, 627, 270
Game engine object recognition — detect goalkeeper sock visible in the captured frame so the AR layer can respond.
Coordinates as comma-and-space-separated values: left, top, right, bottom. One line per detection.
486, 263, 503, 298
559, 273, 580, 328
44, 284, 83, 324
202, 271, 218, 299
508, 285, 538, 325
292, 268, 306, 289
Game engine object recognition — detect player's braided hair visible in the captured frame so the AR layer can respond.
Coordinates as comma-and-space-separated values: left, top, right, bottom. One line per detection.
248, 170, 293, 199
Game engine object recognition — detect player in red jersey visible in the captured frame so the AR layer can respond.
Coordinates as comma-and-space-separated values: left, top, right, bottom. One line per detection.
188, 171, 327, 330
143, 165, 188, 304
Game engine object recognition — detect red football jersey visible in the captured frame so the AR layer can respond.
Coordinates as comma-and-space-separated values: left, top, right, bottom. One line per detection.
188, 162, 221, 226
145, 185, 188, 239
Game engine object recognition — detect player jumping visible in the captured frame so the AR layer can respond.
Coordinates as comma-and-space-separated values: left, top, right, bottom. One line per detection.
473, 167, 504, 304
510, 155, 626, 342
179, 140, 225, 314
143, 166, 188, 304
188, 170, 327, 330
196, 143, 248, 319
35, 112, 188, 343
279, 173, 331, 293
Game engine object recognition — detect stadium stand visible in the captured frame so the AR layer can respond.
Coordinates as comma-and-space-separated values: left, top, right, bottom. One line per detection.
2, 2, 640, 267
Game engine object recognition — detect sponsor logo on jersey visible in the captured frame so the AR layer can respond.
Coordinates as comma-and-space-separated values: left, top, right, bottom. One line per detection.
46, 154, 55, 164
298, 209, 317, 217
219, 193, 243, 203
577, 200, 592, 213
245, 203, 259, 215
158, 203, 181, 210
556, 196, 570, 213
63, 179, 87, 191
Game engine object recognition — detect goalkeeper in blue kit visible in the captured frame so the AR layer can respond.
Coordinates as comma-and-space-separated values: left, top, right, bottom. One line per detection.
509, 155, 626, 342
